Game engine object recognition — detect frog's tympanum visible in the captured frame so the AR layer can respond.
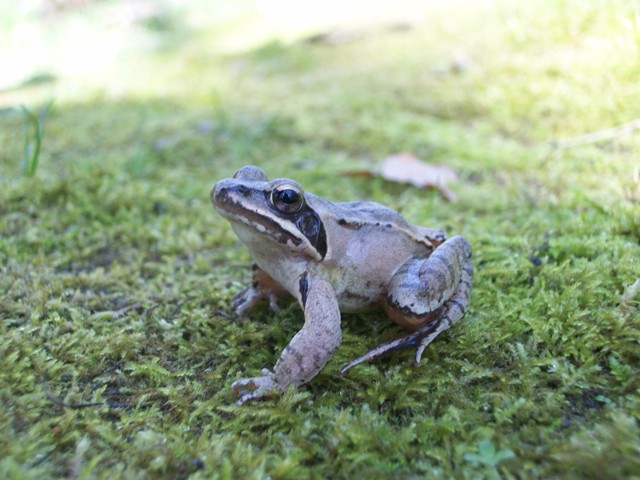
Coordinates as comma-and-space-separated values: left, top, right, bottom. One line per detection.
212, 165, 473, 404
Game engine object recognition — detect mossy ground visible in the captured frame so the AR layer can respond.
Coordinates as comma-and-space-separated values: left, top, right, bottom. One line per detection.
1, 0, 639, 478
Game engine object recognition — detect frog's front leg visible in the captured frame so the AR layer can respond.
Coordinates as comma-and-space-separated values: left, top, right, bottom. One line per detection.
340, 236, 472, 375
232, 265, 290, 315
232, 275, 341, 405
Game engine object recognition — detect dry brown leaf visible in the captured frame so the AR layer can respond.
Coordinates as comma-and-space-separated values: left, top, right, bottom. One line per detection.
379, 153, 458, 201
343, 153, 459, 201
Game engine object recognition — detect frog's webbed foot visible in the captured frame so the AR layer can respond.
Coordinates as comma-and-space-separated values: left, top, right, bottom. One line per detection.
231, 369, 281, 405
341, 236, 473, 376
231, 265, 289, 316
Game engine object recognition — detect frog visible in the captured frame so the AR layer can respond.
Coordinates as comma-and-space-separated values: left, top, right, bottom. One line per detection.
212, 165, 473, 405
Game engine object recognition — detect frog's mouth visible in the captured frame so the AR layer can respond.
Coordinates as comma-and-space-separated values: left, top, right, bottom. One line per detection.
212, 180, 302, 244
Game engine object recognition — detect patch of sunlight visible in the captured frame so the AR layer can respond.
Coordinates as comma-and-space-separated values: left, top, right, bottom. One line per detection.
0, 0, 488, 99
215, 0, 492, 51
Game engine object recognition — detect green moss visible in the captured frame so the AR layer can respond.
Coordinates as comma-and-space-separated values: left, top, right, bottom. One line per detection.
1, 0, 639, 478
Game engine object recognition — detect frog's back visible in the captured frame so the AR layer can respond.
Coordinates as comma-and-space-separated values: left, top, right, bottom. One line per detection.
315, 198, 414, 230
308, 193, 438, 253
334, 201, 447, 244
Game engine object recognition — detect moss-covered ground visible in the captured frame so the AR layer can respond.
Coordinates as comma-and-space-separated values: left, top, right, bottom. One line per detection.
1, 0, 639, 478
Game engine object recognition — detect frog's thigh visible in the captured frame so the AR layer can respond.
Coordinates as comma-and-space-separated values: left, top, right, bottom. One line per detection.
383, 236, 472, 329
272, 276, 342, 388
413, 257, 473, 362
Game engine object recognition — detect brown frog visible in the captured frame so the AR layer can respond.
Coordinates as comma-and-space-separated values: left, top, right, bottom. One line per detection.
212, 165, 473, 404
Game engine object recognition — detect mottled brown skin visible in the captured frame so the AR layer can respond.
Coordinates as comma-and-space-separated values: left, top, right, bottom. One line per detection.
212, 165, 473, 405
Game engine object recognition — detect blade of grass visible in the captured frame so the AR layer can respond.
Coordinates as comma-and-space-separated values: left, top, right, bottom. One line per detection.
20, 100, 54, 177
20, 106, 32, 176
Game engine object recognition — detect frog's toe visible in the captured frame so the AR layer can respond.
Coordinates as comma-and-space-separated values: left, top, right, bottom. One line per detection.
231, 287, 261, 316
231, 374, 281, 405
231, 288, 281, 316
236, 390, 269, 406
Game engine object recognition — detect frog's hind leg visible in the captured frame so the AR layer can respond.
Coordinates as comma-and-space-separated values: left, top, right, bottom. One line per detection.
385, 235, 472, 323
413, 252, 473, 364
339, 236, 473, 375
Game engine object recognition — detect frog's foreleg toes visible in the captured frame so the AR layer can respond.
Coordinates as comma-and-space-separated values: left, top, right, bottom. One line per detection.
231, 287, 248, 307
231, 287, 282, 316
231, 372, 281, 405
231, 266, 289, 316
236, 391, 265, 406
231, 286, 260, 316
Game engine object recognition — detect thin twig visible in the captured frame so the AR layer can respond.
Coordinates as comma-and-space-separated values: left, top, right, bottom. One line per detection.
551, 118, 640, 149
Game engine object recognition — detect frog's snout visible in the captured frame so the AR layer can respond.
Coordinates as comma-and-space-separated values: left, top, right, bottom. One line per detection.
212, 180, 256, 215
211, 182, 220, 206
211, 180, 231, 210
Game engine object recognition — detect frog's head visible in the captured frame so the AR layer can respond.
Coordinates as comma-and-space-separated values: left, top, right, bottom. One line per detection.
212, 165, 327, 260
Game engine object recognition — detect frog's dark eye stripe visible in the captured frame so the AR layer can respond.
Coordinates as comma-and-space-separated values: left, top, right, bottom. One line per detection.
295, 210, 326, 258
271, 184, 304, 213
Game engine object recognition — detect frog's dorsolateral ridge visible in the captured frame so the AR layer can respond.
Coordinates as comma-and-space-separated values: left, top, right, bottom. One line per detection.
212, 165, 473, 405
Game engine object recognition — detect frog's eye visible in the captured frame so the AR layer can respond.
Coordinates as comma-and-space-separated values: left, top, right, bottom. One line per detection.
271, 184, 304, 213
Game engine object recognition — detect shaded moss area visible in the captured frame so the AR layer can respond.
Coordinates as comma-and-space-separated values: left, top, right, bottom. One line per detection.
1, 0, 639, 478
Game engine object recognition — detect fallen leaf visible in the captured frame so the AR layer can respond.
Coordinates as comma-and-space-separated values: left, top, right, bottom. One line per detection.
379, 153, 459, 201
343, 153, 460, 201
